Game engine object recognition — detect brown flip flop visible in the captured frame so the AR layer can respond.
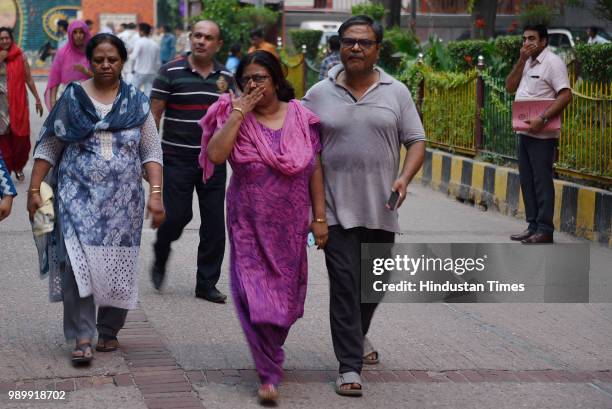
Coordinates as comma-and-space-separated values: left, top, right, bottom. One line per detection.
96, 338, 119, 352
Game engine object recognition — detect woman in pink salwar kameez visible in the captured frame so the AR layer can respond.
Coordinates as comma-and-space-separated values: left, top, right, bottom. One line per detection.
200, 51, 327, 404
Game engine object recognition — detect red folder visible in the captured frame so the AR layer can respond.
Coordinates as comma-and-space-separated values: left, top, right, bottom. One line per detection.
512, 99, 561, 132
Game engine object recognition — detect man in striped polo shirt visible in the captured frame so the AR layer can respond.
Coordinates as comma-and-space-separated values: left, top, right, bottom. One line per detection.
149, 20, 234, 303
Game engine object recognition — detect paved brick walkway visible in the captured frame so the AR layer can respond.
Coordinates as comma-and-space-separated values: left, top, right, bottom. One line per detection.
2, 306, 611, 409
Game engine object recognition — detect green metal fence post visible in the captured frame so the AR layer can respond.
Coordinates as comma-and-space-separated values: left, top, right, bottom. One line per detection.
475, 55, 485, 152
417, 52, 424, 121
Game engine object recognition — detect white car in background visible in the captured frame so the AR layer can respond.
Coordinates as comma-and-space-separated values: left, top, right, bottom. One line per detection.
548, 29, 575, 49
547, 29, 576, 64
299, 21, 342, 46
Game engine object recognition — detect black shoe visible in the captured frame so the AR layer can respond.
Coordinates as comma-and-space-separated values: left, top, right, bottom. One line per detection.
521, 232, 553, 244
195, 287, 227, 303
510, 229, 534, 241
151, 265, 165, 290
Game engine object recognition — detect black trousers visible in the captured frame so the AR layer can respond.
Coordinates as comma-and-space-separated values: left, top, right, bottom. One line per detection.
324, 225, 395, 375
97, 307, 128, 339
153, 154, 227, 292
518, 134, 556, 234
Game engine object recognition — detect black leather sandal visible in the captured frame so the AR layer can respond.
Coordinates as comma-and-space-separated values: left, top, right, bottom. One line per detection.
72, 342, 93, 364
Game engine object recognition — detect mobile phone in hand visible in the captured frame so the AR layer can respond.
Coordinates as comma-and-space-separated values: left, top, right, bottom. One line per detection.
387, 190, 400, 211
307, 232, 316, 247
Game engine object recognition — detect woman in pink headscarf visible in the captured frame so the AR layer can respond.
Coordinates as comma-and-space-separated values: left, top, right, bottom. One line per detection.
201, 51, 327, 404
45, 20, 92, 110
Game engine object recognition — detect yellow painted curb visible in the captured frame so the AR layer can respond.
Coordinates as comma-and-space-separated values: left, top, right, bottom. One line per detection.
449, 157, 463, 196
553, 180, 564, 232
431, 152, 443, 190
494, 169, 509, 213
576, 188, 596, 240
471, 162, 486, 204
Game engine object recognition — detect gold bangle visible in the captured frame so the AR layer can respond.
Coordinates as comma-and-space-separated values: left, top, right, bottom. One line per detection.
151, 185, 162, 189
150, 190, 162, 194
231, 107, 245, 121
314, 218, 327, 223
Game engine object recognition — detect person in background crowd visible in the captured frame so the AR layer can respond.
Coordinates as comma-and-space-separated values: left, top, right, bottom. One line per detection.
0, 148, 16, 221
130, 23, 160, 96
119, 22, 139, 83
319, 35, 341, 80
159, 25, 176, 65
100, 22, 115, 34
587, 26, 609, 44
175, 26, 189, 57
56, 20, 69, 50
28, 33, 164, 365
302, 15, 426, 397
85, 20, 94, 34
116, 23, 126, 36
149, 20, 233, 303
202, 50, 326, 404
152, 26, 163, 45
45, 20, 92, 110
506, 24, 571, 244
0, 27, 44, 181
248, 28, 278, 58
224, 43, 241, 74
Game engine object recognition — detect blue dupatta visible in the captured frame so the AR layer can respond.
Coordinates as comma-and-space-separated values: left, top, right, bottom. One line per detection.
36, 80, 150, 147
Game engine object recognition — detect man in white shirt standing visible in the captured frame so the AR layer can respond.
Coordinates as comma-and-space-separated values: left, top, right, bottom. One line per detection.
505, 24, 571, 244
130, 23, 161, 96
587, 26, 610, 44
118, 23, 138, 83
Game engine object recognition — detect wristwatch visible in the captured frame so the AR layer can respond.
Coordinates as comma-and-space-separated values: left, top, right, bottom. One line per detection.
538, 114, 549, 124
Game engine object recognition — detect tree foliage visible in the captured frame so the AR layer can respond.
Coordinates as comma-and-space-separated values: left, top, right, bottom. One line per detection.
288, 29, 322, 60
593, 0, 612, 22
351, 2, 386, 22
519, 3, 554, 27
195, 0, 279, 58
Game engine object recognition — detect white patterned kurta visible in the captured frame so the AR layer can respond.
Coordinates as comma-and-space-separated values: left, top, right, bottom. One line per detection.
34, 98, 162, 308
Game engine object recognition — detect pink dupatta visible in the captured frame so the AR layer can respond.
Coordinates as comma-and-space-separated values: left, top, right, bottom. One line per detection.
44, 20, 92, 110
199, 93, 319, 182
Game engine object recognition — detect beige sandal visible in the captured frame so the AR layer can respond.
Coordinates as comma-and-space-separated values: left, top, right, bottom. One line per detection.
363, 336, 379, 365
257, 383, 279, 403
335, 372, 363, 396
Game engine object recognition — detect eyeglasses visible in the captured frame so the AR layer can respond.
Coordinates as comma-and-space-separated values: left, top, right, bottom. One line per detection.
340, 38, 378, 49
238, 74, 270, 86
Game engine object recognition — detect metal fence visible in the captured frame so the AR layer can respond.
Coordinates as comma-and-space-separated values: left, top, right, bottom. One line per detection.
482, 74, 517, 160
558, 77, 612, 179
416, 65, 612, 183
421, 73, 477, 155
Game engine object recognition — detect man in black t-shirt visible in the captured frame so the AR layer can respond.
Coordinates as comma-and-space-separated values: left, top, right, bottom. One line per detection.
149, 20, 234, 303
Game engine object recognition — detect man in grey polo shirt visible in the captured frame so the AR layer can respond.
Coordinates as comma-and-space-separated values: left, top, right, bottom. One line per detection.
302, 15, 425, 396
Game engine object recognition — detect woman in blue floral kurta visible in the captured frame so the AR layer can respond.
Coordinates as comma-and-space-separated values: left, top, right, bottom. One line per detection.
27, 34, 165, 364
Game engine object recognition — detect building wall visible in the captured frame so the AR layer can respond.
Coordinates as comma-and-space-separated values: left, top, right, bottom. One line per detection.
81, 0, 155, 34
9, 0, 81, 52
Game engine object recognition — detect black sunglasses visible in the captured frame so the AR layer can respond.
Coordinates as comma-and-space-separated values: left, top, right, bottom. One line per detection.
340, 38, 378, 49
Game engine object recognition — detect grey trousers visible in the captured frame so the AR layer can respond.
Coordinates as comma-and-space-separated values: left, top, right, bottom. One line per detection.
62, 262, 128, 341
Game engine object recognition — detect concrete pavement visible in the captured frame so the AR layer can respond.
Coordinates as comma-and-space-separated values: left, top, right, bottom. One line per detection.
0, 81, 611, 408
